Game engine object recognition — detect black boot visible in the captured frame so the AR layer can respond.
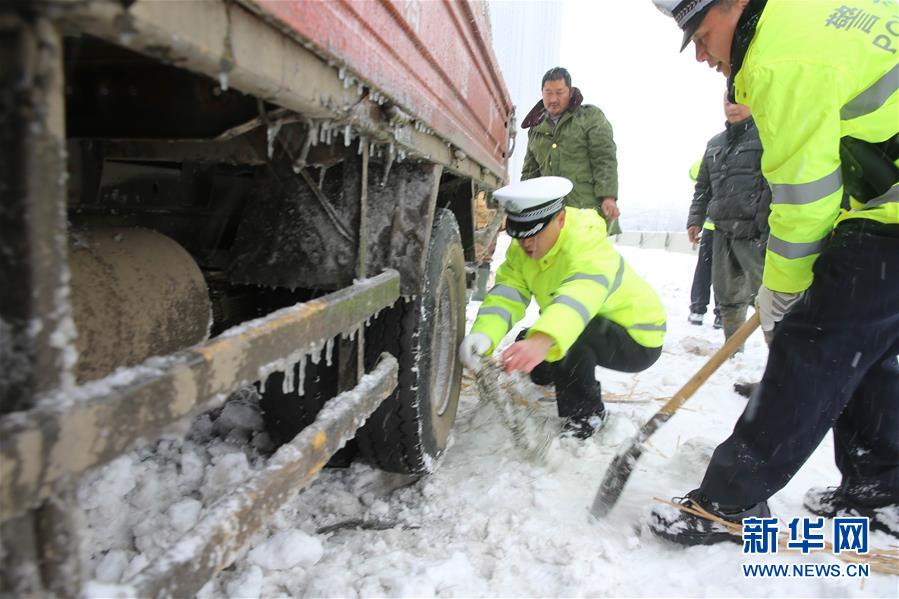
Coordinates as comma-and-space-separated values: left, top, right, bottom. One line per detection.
804, 486, 899, 538
561, 407, 606, 439
650, 489, 771, 546
553, 336, 605, 436
733, 381, 759, 398
713, 313, 723, 329
803, 486, 844, 517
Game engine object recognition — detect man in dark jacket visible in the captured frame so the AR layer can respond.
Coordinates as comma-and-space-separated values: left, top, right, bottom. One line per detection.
687, 92, 770, 344
687, 159, 720, 328
521, 67, 621, 234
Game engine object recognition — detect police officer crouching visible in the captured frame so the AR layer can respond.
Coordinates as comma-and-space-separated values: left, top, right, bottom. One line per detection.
459, 176, 666, 438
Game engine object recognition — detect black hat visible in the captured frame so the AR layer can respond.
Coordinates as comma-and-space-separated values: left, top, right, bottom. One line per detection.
653, 0, 720, 52
492, 177, 573, 239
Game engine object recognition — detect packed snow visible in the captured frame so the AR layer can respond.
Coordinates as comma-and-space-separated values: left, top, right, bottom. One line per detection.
77, 235, 897, 598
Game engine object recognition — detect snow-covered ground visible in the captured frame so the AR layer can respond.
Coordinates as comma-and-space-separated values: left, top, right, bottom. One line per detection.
79, 235, 897, 598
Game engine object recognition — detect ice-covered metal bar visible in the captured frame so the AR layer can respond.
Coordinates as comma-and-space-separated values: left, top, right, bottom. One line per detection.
125, 353, 398, 598
0, 270, 399, 521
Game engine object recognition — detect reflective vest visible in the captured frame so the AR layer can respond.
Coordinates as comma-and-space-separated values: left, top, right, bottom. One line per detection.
689, 159, 703, 182
470, 208, 666, 361
690, 159, 716, 230
734, 0, 899, 293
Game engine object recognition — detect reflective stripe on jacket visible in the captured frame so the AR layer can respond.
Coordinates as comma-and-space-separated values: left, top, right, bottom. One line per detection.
734, 0, 899, 293
469, 208, 666, 361
689, 159, 703, 182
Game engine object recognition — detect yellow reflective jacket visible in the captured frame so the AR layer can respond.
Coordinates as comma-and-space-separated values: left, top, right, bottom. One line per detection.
469, 208, 666, 361
734, 0, 899, 293
689, 159, 702, 182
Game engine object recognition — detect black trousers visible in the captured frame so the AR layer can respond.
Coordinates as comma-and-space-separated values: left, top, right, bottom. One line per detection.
525, 317, 662, 420
690, 229, 719, 316
700, 221, 899, 508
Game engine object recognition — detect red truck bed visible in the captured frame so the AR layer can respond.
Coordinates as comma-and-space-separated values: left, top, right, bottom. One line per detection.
246, 0, 513, 181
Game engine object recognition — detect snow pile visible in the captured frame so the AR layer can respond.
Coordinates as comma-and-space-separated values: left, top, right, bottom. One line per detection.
247, 530, 323, 571
77, 239, 896, 597
76, 388, 269, 585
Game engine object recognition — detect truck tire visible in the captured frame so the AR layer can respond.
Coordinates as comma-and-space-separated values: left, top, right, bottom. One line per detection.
258, 360, 338, 445
358, 208, 466, 473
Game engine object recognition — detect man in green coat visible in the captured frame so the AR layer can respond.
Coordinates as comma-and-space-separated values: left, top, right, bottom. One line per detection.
521, 67, 621, 235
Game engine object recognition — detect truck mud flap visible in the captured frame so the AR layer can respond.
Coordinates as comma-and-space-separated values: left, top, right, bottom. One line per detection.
0, 270, 399, 522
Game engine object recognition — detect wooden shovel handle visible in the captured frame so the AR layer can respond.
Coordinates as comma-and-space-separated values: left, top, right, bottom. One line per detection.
659, 312, 761, 417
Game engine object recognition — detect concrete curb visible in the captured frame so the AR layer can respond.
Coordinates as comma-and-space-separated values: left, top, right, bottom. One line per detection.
611, 231, 698, 256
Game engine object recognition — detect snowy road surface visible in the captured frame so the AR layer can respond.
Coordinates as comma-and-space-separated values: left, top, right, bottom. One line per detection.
80, 238, 897, 598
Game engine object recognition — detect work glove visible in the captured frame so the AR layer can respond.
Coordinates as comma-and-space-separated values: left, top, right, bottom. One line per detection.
459, 333, 491, 371
756, 285, 804, 332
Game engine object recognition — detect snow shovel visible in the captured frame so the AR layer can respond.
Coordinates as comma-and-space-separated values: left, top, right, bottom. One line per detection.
589, 312, 761, 518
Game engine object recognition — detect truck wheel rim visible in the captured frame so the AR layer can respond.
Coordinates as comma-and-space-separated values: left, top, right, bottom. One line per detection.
431, 279, 456, 418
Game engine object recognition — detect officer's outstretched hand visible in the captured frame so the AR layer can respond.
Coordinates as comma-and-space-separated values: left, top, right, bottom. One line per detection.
756, 284, 804, 332
459, 333, 491, 371
500, 332, 554, 375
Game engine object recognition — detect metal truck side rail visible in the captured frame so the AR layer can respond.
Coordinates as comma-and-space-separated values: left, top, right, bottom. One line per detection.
241, 0, 513, 179
44, 0, 506, 188
125, 354, 399, 598
0, 270, 400, 522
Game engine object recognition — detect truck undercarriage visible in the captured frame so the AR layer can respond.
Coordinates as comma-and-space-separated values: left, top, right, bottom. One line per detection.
0, 0, 512, 594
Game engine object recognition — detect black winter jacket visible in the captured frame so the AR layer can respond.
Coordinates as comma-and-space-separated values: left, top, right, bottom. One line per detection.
687, 118, 771, 240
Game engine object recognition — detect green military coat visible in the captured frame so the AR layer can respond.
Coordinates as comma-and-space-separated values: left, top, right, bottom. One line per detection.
521, 103, 620, 234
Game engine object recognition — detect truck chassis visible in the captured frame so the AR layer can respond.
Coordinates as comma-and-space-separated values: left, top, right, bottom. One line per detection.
0, 0, 512, 594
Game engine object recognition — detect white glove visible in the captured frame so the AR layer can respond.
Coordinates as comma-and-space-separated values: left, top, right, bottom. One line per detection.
459, 333, 491, 371
756, 285, 804, 332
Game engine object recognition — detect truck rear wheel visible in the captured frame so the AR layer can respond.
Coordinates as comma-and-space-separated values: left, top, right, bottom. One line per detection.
358, 208, 466, 473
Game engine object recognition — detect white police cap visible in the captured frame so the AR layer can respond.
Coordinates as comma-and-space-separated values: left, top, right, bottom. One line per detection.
653, 0, 719, 51
492, 176, 573, 239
